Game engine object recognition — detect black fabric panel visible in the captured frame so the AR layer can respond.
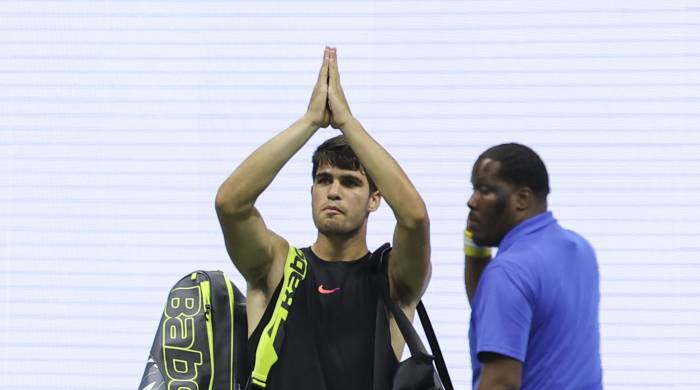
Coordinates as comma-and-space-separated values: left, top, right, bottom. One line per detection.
232, 284, 250, 389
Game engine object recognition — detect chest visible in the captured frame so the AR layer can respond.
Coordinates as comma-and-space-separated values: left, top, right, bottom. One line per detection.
303, 260, 378, 325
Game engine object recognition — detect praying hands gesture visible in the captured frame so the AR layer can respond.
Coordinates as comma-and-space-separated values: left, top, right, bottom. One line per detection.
305, 47, 353, 130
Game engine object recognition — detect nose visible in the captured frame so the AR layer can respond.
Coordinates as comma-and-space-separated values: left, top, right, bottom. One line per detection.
467, 191, 477, 210
327, 179, 341, 200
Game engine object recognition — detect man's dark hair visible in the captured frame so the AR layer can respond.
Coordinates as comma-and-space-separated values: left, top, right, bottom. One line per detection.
312, 135, 377, 193
477, 143, 550, 201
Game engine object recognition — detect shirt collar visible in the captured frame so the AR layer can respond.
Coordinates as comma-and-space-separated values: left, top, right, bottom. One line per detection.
497, 211, 556, 253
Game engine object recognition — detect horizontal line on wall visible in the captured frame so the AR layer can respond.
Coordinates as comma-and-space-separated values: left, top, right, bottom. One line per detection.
2, 23, 700, 32
1, 38, 699, 46
2, 8, 699, 17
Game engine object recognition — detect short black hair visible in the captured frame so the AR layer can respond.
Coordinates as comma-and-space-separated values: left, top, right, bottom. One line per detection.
312, 135, 377, 193
477, 143, 550, 201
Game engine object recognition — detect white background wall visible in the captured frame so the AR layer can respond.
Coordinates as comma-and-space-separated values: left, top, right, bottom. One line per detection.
2, 1, 700, 388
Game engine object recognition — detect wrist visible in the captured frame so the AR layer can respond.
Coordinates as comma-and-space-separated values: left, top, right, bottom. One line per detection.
333, 113, 356, 130
300, 113, 322, 130
464, 228, 492, 258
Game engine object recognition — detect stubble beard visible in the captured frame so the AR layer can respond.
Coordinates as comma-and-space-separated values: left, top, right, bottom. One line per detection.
318, 223, 362, 238
477, 190, 511, 247
492, 191, 514, 246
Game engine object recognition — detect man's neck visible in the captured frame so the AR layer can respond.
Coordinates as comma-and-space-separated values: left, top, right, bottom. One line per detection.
511, 206, 548, 231
311, 232, 369, 261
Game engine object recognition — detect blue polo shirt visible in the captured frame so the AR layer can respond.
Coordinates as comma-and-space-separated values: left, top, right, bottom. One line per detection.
469, 211, 602, 389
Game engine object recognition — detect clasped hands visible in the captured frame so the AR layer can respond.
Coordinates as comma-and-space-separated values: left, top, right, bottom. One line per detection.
306, 47, 353, 130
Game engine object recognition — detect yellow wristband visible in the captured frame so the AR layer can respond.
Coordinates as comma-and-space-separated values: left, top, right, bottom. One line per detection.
464, 245, 492, 258
463, 228, 493, 258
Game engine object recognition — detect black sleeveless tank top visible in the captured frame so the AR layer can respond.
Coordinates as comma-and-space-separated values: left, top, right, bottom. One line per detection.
247, 247, 398, 390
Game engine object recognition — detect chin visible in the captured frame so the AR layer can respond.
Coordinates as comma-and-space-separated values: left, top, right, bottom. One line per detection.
320, 225, 351, 236
473, 234, 497, 248
319, 222, 362, 237
472, 237, 488, 247
314, 219, 343, 234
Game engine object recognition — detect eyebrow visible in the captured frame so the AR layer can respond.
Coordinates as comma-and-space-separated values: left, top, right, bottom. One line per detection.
315, 172, 364, 182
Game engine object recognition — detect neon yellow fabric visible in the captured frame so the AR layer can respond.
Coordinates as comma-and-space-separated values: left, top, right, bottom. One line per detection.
250, 245, 308, 388
201, 280, 215, 390
224, 275, 236, 390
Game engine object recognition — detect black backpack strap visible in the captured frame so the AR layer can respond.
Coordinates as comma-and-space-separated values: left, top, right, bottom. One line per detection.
373, 243, 394, 390
372, 243, 454, 390
372, 243, 428, 357
417, 302, 454, 390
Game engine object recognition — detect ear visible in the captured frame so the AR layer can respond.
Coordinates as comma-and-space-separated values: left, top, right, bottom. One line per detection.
513, 187, 535, 212
368, 190, 381, 213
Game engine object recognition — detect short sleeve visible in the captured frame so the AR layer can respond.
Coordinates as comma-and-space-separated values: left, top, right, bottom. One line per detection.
471, 264, 533, 363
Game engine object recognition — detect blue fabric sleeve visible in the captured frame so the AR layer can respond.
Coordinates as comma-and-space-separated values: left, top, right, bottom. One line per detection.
472, 264, 533, 363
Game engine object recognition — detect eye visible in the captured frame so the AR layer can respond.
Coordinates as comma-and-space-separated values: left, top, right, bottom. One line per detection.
473, 185, 491, 195
342, 178, 361, 187
316, 176, 332, 184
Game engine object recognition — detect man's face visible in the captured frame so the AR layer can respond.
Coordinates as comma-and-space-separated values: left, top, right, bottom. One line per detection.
311, 164, 379, 236
467, 158, 517, 247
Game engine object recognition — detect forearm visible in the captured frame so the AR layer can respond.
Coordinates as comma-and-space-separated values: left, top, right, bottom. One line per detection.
216, 115, 319, 215
464, 228, 493, 304
339, 117, 427, 225
465, 255, 491, 304
477, 358, 522, 390
341, 117, 430, 303
477, 380, 520, 390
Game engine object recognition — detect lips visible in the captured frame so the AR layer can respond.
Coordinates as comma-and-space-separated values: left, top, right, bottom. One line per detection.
467, 213, 480, 229
323, 205, 343, 214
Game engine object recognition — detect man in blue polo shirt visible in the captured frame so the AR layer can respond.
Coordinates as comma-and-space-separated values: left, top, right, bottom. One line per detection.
464, 143, 603, 389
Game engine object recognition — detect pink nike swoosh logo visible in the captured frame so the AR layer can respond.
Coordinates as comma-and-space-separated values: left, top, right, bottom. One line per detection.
318, 284, 341, 295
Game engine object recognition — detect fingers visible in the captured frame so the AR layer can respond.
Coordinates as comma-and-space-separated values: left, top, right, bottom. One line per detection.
317, 47, 331, 85
328, 47, 340, 86
326, 47, 351, 128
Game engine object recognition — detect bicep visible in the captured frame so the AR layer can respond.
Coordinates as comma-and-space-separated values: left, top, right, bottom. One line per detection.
216, 205, 287, 289
477, 352, 522, 390
387, 218, 431, 305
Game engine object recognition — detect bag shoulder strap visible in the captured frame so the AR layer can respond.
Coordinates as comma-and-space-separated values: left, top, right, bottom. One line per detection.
417, 301, 454, 390
372, 243, 428, 357
373, 243, 454, 390
250, 245, 309, 388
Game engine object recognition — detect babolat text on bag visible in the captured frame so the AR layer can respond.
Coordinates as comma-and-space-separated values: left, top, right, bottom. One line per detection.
139, 270, 249, 390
